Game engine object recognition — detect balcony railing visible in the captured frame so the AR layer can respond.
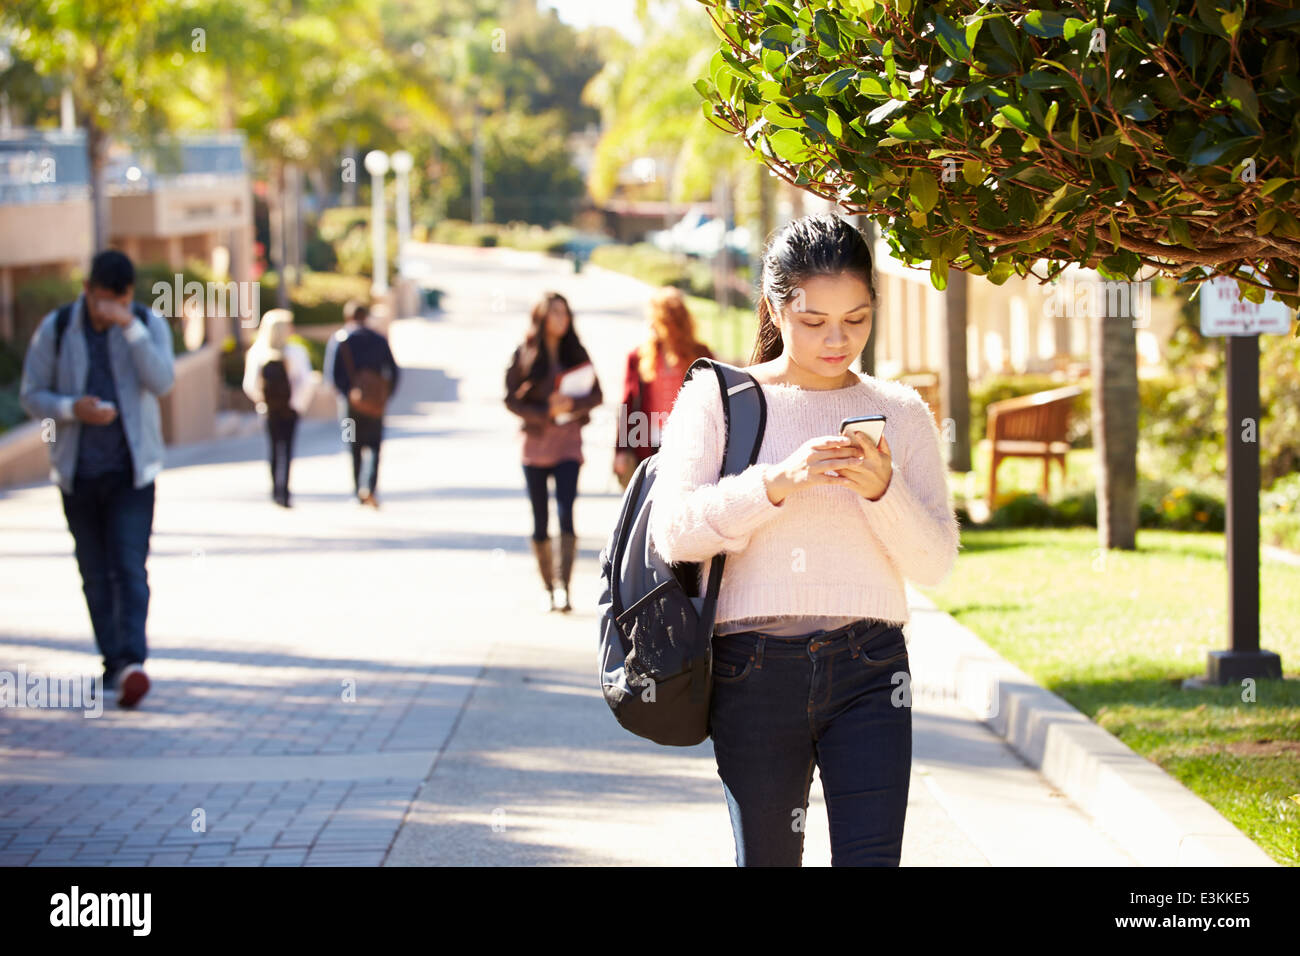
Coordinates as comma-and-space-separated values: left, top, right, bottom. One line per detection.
0, 130, 248, 205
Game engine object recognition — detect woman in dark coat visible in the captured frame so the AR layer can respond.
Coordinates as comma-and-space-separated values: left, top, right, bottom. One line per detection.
505, 291, 603, 612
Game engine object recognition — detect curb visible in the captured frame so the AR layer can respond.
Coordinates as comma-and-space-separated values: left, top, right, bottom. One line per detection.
904, 584, 1278, 867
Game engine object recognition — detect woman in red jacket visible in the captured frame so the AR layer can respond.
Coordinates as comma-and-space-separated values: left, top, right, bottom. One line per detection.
613, 287, 713, 488
505, 291, 603, 612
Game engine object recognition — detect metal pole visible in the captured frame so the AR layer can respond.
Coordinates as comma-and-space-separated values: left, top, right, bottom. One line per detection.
1227, 332, 1261, 657
371, 171, 387, 295
364, 150, 390, 297
1197, 331, 1281, 685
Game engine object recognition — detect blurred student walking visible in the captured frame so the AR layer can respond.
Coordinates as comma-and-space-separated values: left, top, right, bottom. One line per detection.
649, 214, 960, 866
504, 292, 602, 612
323, 300, 365, 422
332, 304, 399, 507
613, 286, 713, 489
243, 308, 315, 508
19, 249, 175, 708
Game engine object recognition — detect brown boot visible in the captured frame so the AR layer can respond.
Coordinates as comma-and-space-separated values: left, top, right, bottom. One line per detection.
557, 531, 577, 613
530, 537, 557, 612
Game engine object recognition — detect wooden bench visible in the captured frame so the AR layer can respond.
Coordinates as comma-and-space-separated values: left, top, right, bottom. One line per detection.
986, 385, 1084, 506
895, 371, 940, 425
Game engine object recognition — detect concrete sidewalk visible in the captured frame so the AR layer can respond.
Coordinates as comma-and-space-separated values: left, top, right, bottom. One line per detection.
0, 243, 1266, 866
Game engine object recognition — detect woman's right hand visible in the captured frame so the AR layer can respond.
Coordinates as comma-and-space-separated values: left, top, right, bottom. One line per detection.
548, 392, 574, 416
762, 435, 864, 505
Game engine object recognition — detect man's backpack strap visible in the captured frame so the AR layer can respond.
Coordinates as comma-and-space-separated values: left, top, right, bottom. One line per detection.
54, 304, 73, 360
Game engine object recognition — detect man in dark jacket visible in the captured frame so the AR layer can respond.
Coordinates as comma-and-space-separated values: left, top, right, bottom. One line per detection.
331, 305, 400, 507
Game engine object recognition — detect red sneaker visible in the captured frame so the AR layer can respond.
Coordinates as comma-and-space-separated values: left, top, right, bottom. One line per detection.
117, 663, 150, 708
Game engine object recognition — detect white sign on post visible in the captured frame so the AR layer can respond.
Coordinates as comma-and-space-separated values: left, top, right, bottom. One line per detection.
1199, 275, 1294, 335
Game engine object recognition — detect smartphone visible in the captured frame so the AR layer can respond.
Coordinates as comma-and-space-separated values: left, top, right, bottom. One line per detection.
95, 399, 116, 414
840, 414, 886, 448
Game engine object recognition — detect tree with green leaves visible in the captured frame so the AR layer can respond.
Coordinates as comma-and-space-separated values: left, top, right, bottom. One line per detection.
584, 0, 756, 208
695, 0, 1300, 548
7, 0, 176, 251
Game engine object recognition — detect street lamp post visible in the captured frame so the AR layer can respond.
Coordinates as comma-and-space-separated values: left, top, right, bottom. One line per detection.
390, 150, 413, 278
364, 149, 390, 297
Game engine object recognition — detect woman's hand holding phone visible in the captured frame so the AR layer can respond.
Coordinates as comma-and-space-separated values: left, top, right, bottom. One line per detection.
762, 431, 893, 505
837, 430, 893, 501
762, 435, 868, 505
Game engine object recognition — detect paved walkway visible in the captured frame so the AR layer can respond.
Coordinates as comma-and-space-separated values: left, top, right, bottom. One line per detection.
1, 244, 1137, 865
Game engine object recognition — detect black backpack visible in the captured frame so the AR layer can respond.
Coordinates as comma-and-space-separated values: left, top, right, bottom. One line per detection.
596, 358, 767, 747
261, 358, 293, 417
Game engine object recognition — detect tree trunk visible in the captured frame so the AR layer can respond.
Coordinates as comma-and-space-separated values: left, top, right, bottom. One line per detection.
341, 136, 357, 206
470, 105, 485, 225
268, 160, 289, 309
943, 267, 972, 471
88, 121, 110, 253
1092, 285, 1139, 549
285, 162, 302, 290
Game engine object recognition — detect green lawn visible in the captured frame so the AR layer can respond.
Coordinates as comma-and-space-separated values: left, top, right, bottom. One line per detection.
917, 527, 1300, 866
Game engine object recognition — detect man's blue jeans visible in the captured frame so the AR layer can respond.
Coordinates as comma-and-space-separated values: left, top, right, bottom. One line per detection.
59, 467, 155, 681
707, 618, 912, 866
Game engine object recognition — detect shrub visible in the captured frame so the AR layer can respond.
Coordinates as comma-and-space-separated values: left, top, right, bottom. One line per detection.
1262, 513, 1300, 554
1262, 473, 1300, 514
0, 384, 24, 434
257, 271, 372, 326
332, 226, 398, 280
12, 275, 82, 353
317, 207, 370, 244
219, 336, 244, 389
1054, 490, 1097, 527
1144, 485, 1225, 532
979, 482, 1225, 532
305, 236, 338, 272
989, 492, 1057, 528
588, 243, 721, 299
0, 337, 23, 387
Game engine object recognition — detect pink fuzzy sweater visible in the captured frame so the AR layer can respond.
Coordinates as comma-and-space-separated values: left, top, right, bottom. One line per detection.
648, 370, 961, 627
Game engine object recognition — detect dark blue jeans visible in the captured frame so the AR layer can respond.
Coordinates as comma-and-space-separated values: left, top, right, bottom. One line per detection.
708, 617, 912, 866
522, 459, 579, 541
59, 467, 155, 681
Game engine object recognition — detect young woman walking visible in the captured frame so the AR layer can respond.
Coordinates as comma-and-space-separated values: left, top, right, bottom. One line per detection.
613, 286, 713, 490
649, 214, 960, 866
505, 292, 603, 612
243, 308, 315, 507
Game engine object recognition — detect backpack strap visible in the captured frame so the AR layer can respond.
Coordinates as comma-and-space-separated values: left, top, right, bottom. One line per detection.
54, 304, 73, 360
680, 358, 767, 701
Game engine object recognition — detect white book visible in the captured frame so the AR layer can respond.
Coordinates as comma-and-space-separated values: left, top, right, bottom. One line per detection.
553, 362, 596, 423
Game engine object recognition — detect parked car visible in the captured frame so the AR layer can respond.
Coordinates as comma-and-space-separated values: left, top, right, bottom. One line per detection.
649, 207, 752, 258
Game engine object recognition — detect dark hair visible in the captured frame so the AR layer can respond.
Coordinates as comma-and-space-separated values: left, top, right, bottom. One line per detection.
518, 291, 587, 381
88, 249, 135, 295
344, 300, 369, 323
750, 214, 877, 365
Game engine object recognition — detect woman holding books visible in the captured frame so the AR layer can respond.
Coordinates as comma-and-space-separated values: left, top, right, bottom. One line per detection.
504, 291, 603, 613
